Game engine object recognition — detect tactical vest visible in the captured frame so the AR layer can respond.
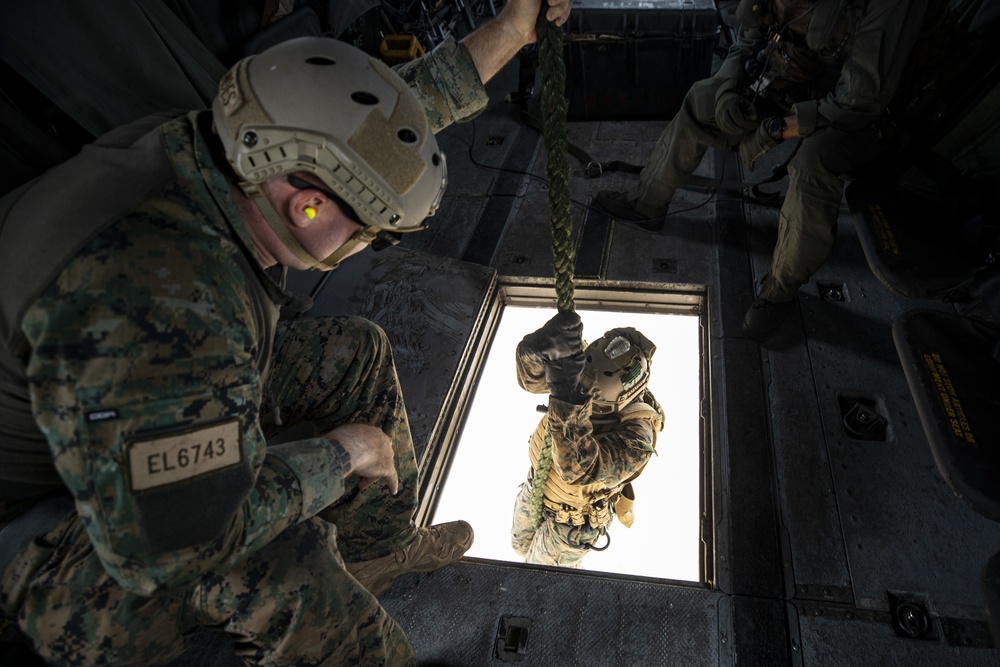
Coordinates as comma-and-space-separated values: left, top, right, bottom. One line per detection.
528, 394, 663, 528
737, 0, 860, 107
0, 112, 284, 502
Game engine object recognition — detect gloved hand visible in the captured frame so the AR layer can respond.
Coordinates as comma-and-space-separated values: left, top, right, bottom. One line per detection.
714, 79, 758, 135
738, 121, 780, 171
519, 311, 583, 362
545, 349, 588, 404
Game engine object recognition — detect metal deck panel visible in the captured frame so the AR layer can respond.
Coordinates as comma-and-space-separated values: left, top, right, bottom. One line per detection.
381, 560, 724, 667
801, 218, 1000, 609
796, 611, 996, 666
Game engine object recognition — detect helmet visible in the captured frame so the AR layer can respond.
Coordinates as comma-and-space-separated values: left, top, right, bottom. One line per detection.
213, 37, 447, 269
581, 328, 656, 414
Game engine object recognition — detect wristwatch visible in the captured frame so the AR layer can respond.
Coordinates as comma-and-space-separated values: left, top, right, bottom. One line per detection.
765, 116, 786, 141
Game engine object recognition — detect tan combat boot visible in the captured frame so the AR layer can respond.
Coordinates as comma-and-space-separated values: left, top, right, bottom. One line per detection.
347, 520, 474, 596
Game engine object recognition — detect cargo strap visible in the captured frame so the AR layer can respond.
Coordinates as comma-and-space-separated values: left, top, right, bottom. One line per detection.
516, 109, 644, 178
0, 494, 73, 579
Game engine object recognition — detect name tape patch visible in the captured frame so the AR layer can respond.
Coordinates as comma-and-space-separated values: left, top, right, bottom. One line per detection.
87, 409, 119, 422
128, 420, 242, 492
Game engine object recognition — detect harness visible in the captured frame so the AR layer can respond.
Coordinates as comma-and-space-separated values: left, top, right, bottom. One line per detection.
738, 0, 860, 108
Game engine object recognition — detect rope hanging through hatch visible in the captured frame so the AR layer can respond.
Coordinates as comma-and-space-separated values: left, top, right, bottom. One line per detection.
535, 8, 575, 314
529, 7, 576, 529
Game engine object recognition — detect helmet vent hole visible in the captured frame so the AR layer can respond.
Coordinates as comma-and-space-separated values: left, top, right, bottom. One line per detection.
351, 91, 379, 105
432, 153, 441, 166
397, 128, 419, 144
305, 56, 337, 66
603, 371, 615, 377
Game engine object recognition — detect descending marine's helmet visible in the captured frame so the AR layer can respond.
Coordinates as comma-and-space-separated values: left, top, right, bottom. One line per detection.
581, 328, 656, 414
213, 37, 447, 270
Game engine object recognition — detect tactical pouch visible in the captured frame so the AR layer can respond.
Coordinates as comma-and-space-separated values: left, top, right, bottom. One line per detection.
614, 482, 636, 528
588, 500, 613, 527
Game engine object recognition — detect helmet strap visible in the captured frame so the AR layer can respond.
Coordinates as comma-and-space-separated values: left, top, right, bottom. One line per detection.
319, 226, 380, 268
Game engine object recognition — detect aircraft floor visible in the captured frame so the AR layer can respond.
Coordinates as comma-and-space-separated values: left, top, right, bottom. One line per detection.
153, 42, 999, 667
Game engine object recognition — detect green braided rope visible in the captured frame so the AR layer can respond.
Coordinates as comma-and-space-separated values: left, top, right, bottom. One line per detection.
535, 10, 575, 314
529, 8, 576, 529
529, 420, 558, 528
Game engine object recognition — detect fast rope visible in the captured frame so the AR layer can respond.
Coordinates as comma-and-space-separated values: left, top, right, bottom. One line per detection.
529, 7, 576, 529
535, 9, 575, 315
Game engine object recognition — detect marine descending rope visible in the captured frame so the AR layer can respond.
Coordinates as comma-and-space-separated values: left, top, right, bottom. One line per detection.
529, 7, 577, 529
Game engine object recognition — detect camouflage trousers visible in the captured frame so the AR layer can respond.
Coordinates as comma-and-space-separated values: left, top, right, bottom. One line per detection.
262, 316, 419, 564
1, 316, 418, 666
509, 482, 603, 569
631, 77, 892, 301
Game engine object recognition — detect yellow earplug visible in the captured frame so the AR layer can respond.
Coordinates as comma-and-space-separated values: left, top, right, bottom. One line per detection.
304, 206, 317, 220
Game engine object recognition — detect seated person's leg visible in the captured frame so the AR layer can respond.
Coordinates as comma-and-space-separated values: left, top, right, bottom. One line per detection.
3, 514, 190, 666
262, 315, 419, 561
746, 125, 890, 335
596, 77, 748, 229
635, 77, 738, 213
262, 315, 471, 594
190, 516, 413, 665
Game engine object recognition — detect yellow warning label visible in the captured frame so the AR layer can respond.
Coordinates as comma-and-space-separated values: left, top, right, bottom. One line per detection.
870, 204, 900, 255
922, 353, 976, 444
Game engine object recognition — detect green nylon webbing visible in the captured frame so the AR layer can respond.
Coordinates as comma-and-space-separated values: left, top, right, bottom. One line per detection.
529, 9, 576, 529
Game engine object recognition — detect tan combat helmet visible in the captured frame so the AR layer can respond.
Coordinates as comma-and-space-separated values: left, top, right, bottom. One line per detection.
581, 328, 656, 414
213, 37, 447, 270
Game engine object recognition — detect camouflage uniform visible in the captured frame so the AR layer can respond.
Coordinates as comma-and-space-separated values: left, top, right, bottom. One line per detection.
395, 36, 489, 134
629, 0, 930, 302
509, 346, 662, 569
0, 37, 486, 666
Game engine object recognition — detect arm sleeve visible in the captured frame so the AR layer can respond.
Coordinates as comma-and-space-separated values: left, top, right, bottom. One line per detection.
394, 35, 490, 133
546, 398, 655, 487
715, 26, 765, 83
793, 0, 929, 136
21, 226, 351, 595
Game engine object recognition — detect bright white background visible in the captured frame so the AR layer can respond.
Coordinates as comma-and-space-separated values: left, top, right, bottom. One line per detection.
432, 306, 702, 582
